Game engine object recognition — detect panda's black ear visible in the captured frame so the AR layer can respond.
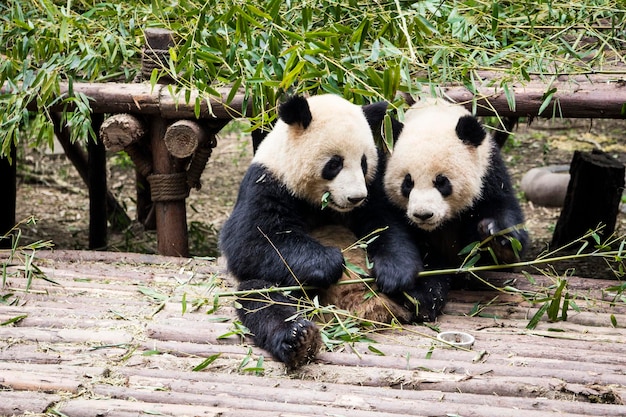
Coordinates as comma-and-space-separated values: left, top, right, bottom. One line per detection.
278, 95, 312, 129
456, 115, 486, 147
362, 101, 388, 130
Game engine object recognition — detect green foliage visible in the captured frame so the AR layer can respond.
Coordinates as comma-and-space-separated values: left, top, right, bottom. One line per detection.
1, 216, 55, 307
2, 0, 625, 157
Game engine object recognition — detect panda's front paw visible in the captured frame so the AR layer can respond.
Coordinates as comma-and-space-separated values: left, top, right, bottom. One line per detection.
402, 276, 451, 322
316, 246, 345, 286
272, 318, 321, 369
373, 256, 423, 294
478, 218, 527, 264
297, 246, 344, 287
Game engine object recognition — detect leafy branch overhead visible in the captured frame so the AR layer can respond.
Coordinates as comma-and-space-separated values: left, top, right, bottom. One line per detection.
1, 0, 625, 157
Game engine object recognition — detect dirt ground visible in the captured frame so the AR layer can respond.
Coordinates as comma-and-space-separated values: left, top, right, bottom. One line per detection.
13, 117, 626, 279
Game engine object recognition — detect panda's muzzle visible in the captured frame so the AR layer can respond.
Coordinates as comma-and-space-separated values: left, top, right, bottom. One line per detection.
413, 211, 434, 221
330, 194, 367, 212
348, 196, 366, 205
410, 211, 439, 230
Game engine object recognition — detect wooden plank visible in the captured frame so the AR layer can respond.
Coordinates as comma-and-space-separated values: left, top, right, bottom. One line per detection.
90, 384, 601, 417
58, 399, 236, 417
0, 363, 106, 393
0, 327, 133, 345
0, 391, 60, 416
114, 368, 626, 417
1, 251, 625, 417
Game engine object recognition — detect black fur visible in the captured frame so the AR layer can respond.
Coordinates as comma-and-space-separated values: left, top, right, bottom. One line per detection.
456, 115, 486, 147
362, 101, 389, 129
279, 95, 313, 129
219, 97, 422, 368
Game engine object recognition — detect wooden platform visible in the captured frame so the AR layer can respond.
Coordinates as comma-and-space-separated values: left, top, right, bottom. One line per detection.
1, 250, 625, 417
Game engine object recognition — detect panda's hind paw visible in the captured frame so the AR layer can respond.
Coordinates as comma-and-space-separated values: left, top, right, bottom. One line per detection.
276, 318, 321, 369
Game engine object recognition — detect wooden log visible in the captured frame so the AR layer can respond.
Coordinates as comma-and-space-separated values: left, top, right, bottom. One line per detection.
0, 327, 134, 345
58, 399, 268, 417
0, 143, 16, 249
115, 368, 626, 417
552, 150, 626, 248
91, 383, 597, 417
99, 113, 146, 152
32, 248, 211, 266
441, 71, 626, 118
0, 391, 61, 416
164, 119, 205, 158
4, 71, 625, 119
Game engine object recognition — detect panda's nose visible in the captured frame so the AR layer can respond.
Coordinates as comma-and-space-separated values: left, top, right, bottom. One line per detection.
348, 196, 366, 205
413, 211, 434, 221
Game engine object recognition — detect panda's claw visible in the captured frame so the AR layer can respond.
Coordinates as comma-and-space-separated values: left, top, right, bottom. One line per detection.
275, 317, 321, 369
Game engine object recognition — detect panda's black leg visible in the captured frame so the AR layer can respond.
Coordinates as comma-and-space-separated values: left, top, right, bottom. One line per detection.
400, 275, 452, 322
235, 279, 321, 369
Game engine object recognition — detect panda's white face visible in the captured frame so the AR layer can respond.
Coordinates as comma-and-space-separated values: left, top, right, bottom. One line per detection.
254, 94, 380, 212
384, 101, 492, 230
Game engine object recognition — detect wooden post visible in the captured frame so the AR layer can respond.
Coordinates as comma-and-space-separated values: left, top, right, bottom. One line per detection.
552, 150, 625, 248
143, 29, 189, 257
87, 114, 107, 250
100, 113, 154, 228
52, 113, 131, 231
0, 144, 16, 249
149, 117, 189, 256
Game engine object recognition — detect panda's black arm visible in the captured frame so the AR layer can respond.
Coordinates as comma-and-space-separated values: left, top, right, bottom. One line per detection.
350, 156, 424, 294
464, 161, 529, 260
350, 201, 423, 294
219, 165, 345, 288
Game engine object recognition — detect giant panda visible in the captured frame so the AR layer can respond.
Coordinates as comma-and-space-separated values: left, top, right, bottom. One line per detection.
219, 94, 421, 369
383, 98, 529, 321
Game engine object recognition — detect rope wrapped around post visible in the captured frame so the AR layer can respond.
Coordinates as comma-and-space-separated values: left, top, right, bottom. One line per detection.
147, 172, 189, 202
141, 28, 175, 83
186, 133, 217, 190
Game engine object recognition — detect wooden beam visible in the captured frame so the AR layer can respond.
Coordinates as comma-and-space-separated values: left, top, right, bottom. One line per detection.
3, 71, 626, 119
442, 74, 626, 118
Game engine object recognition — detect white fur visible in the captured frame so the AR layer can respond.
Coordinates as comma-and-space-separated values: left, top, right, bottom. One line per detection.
254, 94, 379, 212
384, 101, 493, 230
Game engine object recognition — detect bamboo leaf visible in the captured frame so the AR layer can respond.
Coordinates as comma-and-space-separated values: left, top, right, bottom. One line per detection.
538, 87, 557, 115
1, 314, 27, 326
526, 302, 549, 330
192, 353, 221, 371
368, 345, 385, 356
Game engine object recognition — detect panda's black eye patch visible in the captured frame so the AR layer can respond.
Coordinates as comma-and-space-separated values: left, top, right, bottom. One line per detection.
322, 155, 344, 180
361, 155, 368, 175
401, 173, 413, 198
434, 174, 452, 197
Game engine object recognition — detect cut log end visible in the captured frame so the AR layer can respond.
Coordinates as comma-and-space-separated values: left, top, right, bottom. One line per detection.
163, 120, 206, 159
100, 114, 146, 152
